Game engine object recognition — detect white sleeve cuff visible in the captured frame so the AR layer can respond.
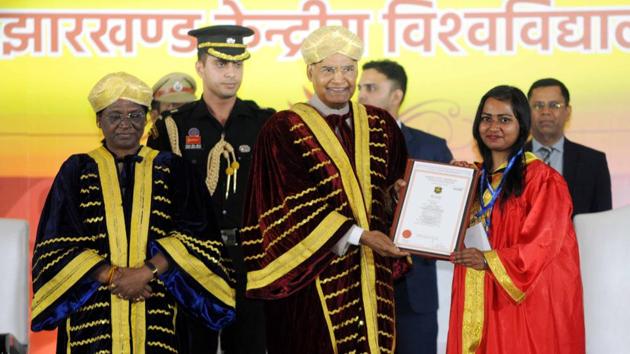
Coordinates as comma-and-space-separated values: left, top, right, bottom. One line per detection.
331, 225, 364, 256
347, 225, 363, 245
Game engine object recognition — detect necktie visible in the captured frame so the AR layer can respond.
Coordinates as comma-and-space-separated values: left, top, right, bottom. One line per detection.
539, 147, 552, 164
326, 114, 354, 156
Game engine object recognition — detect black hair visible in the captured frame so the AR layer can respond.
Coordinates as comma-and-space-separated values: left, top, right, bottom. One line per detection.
472, 85, 531, 200
197, 51, 208, 63
150, 99, 160, 112
362, 60, 408, 104
527, 78, 570, 104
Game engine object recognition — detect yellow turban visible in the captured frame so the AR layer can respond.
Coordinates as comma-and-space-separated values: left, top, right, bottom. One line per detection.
88, 72, 152, 113
300, 26, 363, 65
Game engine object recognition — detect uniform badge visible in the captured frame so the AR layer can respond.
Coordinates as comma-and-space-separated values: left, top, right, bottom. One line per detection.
238, 144, 251, 153
227, 37, 236, 44
173, 80, 183, 92
434, 186, 443, 194
185, 127, 202, 149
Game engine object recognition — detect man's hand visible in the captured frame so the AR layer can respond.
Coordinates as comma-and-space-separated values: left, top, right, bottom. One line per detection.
360, 230, 409, 258
451, 248, 488, 271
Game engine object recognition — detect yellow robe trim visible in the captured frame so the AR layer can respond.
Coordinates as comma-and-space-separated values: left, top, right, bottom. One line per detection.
462, 268, 485, 353
493, 151, 539, 171
291, 102, 382, 353
157, 236, 236, 308
316, 277, 338, 354
359, 245, 379, 352
460, 150, 537, 351
129, 147, 158, 354
352, 103, 381, 353
66, 317, 71, 354
485, 251, 526, 303
291, 103, 370, 228
481, 150, 535, 304
246, 211, 348, 291
31, 250, 104, 319
89, 146, 157, 354
352, 102, 372, 216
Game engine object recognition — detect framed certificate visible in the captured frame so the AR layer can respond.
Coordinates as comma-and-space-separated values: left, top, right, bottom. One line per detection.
390, 159, 479, 260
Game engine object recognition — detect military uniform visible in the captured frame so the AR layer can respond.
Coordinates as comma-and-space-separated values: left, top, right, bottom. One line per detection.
147, 23, 273, 354
152, 72, 197, 104
148, 97, 274, 354
149, 98, 273, 229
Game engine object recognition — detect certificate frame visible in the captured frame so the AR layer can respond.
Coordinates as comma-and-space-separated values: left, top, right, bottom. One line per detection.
389, 159, 479, 260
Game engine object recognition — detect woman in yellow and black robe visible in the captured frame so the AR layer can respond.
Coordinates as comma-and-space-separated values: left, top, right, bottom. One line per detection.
31, 145, 236, 353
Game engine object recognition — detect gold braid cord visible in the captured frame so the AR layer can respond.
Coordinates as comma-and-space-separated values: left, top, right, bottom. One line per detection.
206, 134, 240, 198
198, 42, 247, 49
206, 48, 251, 61
164, 116, 181, 157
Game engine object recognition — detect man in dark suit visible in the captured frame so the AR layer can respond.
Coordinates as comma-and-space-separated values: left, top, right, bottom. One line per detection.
527, 78, 612, 215
359, 60, 452, 354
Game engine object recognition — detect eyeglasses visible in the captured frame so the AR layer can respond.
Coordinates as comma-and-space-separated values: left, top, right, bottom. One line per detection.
102, 111, 146, 126
531, 101, 565, 112
316, 64, 356, 78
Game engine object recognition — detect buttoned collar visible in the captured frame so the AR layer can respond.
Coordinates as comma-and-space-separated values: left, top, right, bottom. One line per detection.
532, 136, 565, 153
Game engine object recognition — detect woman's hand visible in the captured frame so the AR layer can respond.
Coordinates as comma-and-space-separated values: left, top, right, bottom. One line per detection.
108, 253, 168, 302
110, 266, 154, 301
451, 248, 488, 271
92, 263, 113, 284
393, 179, 407, 194
451, 160, 477, 169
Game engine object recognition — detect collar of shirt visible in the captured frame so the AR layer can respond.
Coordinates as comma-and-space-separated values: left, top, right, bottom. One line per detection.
191, 97, 253, 127
532, 136, 565, 154
308, 94, 350, 117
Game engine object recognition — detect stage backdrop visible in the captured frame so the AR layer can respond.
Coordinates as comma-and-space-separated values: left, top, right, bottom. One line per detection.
1, 0, 629, 352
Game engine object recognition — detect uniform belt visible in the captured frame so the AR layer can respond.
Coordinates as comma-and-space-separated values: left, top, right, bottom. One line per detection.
220, 228, 239, 246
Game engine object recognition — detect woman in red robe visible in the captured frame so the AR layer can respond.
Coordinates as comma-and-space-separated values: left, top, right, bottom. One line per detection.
448, 85, 585, 354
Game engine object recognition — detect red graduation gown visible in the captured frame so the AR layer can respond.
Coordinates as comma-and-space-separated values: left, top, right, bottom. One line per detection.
447, 159, 585, 354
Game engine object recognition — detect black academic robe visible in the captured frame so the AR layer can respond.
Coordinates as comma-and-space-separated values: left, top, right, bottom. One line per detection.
31, 146, 235, 353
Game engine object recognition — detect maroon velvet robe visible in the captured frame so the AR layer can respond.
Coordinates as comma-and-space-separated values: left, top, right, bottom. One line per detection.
241, 102, 407, 353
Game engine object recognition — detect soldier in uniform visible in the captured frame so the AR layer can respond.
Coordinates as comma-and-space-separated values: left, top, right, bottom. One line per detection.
147, 25, 273, 354
150, 72, 197, 122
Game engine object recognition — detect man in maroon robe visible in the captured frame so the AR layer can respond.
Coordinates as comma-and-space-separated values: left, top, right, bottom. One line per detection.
240, 26, 409, 353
